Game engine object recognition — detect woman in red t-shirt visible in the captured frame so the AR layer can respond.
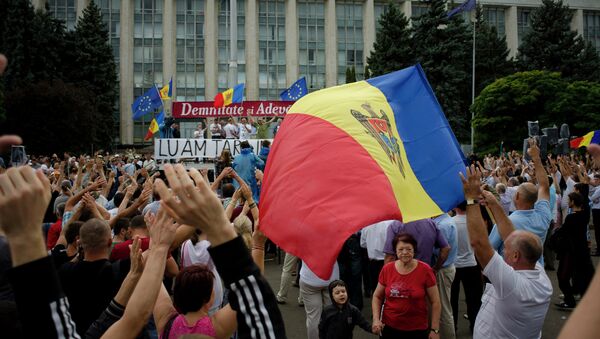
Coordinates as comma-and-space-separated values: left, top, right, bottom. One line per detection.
372, 233, 441, 339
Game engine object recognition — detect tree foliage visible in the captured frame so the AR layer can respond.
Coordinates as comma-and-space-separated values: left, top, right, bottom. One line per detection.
518, 0, 600, 81
345, 66, 357, 83
472, 71, 600, 154
412, 0, 472, 141
0, 0, 118, 153
366, 2, 413, 77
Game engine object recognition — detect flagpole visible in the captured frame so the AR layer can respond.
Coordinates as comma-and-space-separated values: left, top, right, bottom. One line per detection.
470, 13, 476, 153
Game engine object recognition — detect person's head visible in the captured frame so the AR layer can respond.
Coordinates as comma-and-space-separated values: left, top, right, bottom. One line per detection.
220, 149, 231, 162
173, 264, 215, 314
574, 183, 589, 201
129, 215, 148, 237
392, 233, 417, 263
79, 219, 112, 254
222, 183, 235, 198
514, 182, 538, 210
65, 221, 84, 247
454, 201, 467, 215
112, 192, 125, 208
507, 177, 519, 187
240, 141, 251, 150
568, 192, 585, 209
61, 180, 72, 194
503, 230, 542, 269
228, 117, 234, 124
233, 215, 253, 250
261, 140, 271, 148
113, 218, 131, 241
172, 123, 179, 130
241, 117, 248, 124
328, 280, 348, 307
55, 202, 66, 219
495, 183, 506, 194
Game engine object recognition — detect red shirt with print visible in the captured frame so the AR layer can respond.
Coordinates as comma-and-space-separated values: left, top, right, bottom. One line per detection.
378, 260, 436, 331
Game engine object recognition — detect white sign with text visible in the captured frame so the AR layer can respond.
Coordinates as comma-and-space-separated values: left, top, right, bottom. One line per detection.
154, 138, 272, 160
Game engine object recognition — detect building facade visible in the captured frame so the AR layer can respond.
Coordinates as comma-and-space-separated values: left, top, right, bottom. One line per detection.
41, 0, 600, 144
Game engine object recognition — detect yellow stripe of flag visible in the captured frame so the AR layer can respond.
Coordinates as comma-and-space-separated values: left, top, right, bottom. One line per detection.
288, 81, 443, 220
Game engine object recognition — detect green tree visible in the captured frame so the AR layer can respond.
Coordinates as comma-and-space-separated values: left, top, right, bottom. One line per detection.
474, 6, 514, 95
548, 81, 600, 134
412, 0, 472, 141
66, 0, 118, 149
345, 66, 356, 83
472, 71, 566, 153
1, 0, 36, 89
366, 2, 414, 77
3, 80, 99, 154
30, 9, 68, 81
518, 0, 600, 81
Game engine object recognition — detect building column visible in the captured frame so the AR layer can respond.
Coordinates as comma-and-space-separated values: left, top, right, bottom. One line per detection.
76, 0, 90, 20
246, 0, 259, 100
363, 0, 375, 64
119, 0, 134, 144
571, 9, 584, 36
285, 0, 299, 85
163, 0, 176, 116
32, 0, 47, 11
400, 0, 412, 26
205, 0, 218, 98
324, 0, 337, 87
505, 6, 518, 59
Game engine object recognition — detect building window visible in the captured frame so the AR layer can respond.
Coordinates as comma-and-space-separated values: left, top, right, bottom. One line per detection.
517, 8, 532, 46
337, 1, 364, 84
48, 0, 77, 30
411, 1, 430, 19
133, 0, 163, 144
176, 0, 205, 101
99, 0, 121, 132
584, 11, 600, 52
483, 6, 505, 37
217, 0, 245, 92
298, 0, 325, 92
258, 0, 286, 100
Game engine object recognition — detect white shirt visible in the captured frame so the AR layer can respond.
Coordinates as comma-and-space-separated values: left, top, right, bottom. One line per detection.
474, 252, 552, 339
181, 240, 224, 315
360, 220, 393, 260
452, 214, 477, 268
590, 185, 600, 209
209, 123, 222, 137
237, 123, 253, 140
560, 177, 576, 210
300, 261, 339, 288
143, 159, 156, 172
506, 186, 518, 212
224, 123, 238, 138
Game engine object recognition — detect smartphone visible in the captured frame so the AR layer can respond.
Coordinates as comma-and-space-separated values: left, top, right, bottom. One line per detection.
10, 145, 27, 167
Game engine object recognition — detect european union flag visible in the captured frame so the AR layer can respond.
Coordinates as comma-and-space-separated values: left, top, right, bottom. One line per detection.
280, 77, 308, 101
447, 0, 476, 18
132, 86, 163, 120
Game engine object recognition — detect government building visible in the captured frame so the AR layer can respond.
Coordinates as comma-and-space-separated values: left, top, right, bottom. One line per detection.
32, 0, 600, 144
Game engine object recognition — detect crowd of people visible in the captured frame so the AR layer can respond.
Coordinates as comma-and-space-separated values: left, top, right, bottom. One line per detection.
2, 51, 600, 339
159, 115, 281, 140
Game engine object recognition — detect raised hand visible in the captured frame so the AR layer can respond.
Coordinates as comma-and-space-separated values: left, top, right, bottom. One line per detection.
146, 208, 177, 250
459, 165, 483, 200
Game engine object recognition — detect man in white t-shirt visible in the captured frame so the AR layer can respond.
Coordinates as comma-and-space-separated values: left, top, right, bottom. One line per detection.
461, 161, 552, 339
237, 117, 253, 140
360, 220, 394, 294
209, 118, 224, 139
223, 118, 239, 139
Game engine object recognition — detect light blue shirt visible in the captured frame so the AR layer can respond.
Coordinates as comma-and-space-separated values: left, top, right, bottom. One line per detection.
433, 214, 458, 268
489, 199, 552, 265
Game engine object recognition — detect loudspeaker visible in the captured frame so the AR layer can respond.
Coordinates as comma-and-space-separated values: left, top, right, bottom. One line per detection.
528, 121, 540, 137
523, 138, 531, 161
560, 124, 570, 139
555, 138, 570, 155
539, 135, 547, 158
542, 127, 558, 145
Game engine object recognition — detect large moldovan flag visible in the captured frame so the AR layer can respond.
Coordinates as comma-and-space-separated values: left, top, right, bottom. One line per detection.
260, 65, 467, 279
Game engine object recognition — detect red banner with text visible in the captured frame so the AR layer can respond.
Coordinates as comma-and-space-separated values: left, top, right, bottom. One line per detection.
172, 101, 294, 119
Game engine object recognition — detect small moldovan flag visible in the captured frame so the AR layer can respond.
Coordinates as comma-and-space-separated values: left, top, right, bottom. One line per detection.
260, 65, 467, 279
570, 130, 600, 149
280, 77, 308, 101
214, 83, 245, 108
144, 110, 165, 141
160, 78, 172, 100
132, 86, 162, 120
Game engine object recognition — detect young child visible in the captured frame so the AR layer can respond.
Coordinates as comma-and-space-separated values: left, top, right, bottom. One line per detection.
318, 280, 373, 339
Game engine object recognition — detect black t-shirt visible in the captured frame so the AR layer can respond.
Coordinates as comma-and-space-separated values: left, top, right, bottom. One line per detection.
563, 210, 590, 256
50, 244, 76, 269
59, 259, 126, 336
